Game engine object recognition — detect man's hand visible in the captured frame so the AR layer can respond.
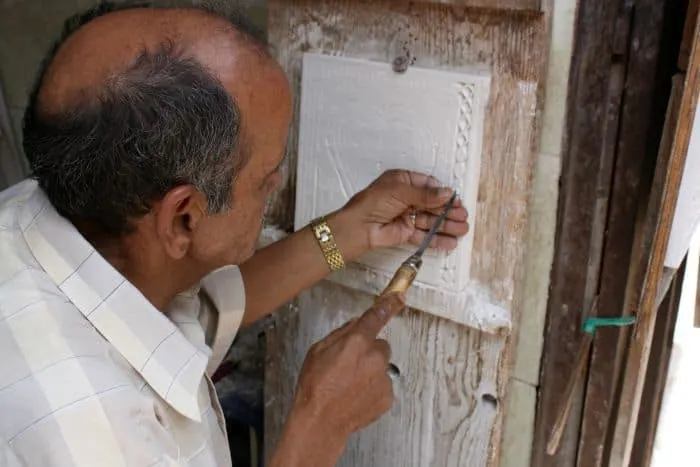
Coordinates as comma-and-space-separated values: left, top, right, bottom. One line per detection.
334, 169, 470, 259
270, 293, 406, 467
237, 170, 469, 327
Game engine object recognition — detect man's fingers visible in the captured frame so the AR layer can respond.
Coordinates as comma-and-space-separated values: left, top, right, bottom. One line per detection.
401, 185, 454, 210
373, 338, 392, 363
387, 171, 453, 210
413, 213, 469, 237
425, 205, 468, 222
409, 230, 460, 251
356, 293, 406, 337
313, 318, 358, 351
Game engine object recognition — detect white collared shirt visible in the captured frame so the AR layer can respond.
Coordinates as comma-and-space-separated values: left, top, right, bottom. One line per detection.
0, 180, 247, 466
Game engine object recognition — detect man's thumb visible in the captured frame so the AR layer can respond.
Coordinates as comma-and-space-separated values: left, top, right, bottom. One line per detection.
402, 184, 453, 210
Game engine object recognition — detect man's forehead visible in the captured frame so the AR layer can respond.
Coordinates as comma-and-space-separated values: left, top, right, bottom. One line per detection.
37, 7, 261, 114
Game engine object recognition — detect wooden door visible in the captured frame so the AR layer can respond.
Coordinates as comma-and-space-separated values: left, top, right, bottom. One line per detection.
262, 2, 553, 466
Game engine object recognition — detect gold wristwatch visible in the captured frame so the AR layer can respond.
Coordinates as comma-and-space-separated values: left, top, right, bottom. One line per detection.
310, 216, 345, 272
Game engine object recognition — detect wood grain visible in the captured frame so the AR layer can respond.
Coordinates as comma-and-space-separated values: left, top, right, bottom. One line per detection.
679, 0, 699, 71
608, 52, 699, 465
267, 283, 506, 466
428, 0, 541, 12
264, 1, 550, 466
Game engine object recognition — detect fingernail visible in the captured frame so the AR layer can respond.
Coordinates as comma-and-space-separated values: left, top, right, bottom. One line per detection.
439, 188, 453, 198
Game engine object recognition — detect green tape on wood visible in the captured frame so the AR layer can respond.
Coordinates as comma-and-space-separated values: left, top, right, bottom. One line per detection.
583, 316, 636, 334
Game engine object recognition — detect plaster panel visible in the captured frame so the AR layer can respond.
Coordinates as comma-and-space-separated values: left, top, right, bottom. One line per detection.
295, 53, 495, 327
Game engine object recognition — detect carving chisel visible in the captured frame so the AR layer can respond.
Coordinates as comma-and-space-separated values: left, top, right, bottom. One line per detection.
379, 191, 458, 298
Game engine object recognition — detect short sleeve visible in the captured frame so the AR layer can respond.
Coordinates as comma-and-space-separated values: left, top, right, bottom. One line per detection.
199, 265, 247, 375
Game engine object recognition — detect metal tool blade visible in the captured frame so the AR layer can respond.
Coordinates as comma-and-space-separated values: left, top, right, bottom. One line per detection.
414, 191, 458, 257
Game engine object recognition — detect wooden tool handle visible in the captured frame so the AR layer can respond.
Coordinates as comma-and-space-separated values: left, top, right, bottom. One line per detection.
546, 332, 594, 455
380, 263, 418, 297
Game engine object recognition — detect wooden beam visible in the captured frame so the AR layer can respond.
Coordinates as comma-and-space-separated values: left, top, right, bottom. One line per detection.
608, 14, 700, 460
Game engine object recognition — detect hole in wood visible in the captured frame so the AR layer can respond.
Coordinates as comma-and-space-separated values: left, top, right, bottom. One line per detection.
481, 393, 498, 408
387, 363, 401, 379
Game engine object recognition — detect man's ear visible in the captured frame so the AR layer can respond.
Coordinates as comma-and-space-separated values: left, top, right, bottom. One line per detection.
153, 185, 207, 260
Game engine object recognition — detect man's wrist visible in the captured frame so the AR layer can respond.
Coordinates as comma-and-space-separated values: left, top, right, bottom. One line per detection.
272, 403, 347, 467
325, 207, 369, 263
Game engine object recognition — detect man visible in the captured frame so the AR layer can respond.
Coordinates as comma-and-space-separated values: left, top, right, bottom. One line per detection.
0, 3, 469, 466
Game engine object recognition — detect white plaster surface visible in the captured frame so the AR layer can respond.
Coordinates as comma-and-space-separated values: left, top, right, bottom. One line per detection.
666, 106, 700, 268
540, 0, 577, 155
295, 52, 493, 328
513, 152, 561, 385
501, 379, 537, 467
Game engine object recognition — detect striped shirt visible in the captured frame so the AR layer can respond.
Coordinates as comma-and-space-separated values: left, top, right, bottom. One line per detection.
0, 179, 246, 466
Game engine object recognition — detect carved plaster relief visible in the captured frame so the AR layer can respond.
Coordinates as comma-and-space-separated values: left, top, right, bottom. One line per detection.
295, 53, 495, 328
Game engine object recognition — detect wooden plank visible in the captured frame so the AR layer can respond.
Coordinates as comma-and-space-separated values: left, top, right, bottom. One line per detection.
0, 85, 24, 190
576, 0, 669, 464
679, 0, 699, 71
427, 0, 542, 11
264, 2, 551, 466
268, 283, 508, 467
530, 0, 624, 463
608, 25, 700, 460
628, 260, 684, 467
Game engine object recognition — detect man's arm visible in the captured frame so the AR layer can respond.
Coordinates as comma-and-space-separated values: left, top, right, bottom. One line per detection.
269, 294, 406, 467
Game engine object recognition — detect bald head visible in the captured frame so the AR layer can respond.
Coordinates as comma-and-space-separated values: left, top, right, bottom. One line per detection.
38, 5, 272, 114
23, 2, 289, 237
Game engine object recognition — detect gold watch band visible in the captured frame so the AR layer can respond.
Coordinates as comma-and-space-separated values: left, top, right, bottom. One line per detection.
310, 216, 345, 272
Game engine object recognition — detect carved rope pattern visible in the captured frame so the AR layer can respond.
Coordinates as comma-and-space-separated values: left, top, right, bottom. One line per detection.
442, 82, 474, 285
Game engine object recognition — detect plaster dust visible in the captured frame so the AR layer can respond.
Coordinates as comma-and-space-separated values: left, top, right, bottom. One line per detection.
295, 52, 498, 330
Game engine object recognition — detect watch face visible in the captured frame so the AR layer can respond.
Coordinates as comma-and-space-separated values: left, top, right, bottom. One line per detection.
314, 224, 332, 243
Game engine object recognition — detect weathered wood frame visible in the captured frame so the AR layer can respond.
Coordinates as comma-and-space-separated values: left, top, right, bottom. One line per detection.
263, 1, 553, 466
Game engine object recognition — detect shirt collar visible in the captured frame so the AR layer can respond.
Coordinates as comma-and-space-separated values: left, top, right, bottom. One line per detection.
19, 182, 208, 422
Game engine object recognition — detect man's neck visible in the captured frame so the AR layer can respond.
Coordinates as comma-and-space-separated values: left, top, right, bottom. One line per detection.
77, 223, 201, 311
